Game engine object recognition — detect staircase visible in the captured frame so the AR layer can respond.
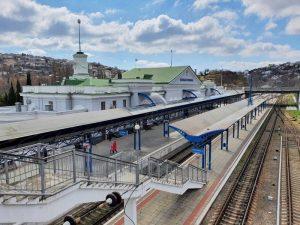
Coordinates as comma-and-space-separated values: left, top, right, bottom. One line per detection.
0, 144, 206, 224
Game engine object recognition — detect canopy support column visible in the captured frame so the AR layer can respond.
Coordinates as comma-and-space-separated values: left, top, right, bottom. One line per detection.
225, 129, 229, 151
237, 120, 240, 138
220, 132, 224, 150
208, 141, 212, 170
202, 145, 206, 169
134, 129, 141, 150
163, 119, 170, 138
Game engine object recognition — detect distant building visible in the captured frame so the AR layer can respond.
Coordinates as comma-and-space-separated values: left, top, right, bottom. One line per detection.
21, 50, 221, 112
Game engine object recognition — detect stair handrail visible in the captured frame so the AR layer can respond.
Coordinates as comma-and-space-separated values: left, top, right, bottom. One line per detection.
0, 149, 140, 197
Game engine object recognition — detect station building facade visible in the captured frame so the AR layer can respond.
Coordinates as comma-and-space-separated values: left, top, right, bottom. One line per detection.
21, 52, 219, 112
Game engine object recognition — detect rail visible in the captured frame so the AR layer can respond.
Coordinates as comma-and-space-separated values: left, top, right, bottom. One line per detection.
213, 105, 276, 224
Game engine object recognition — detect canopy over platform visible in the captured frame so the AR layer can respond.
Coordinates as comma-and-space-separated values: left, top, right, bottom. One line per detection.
169, 95, 268, 142
0, 92, 242, 146
169, 95, 269, 170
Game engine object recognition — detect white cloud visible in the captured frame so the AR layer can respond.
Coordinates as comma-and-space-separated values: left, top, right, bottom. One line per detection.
265, 21, 277, 31
286, 16, 300, 34
212, 10, 238, 20
242, 0, 300, 35
105, 8, 119, 15
151, 0, 165, 6
193, 0, 219, 10
20, 48, 47, 56
241, 42, 300, 60
127, 14, 245, 55
136, 59, 169, 68
174, 0, 181, 7
242, 0, 300, 18
0, 0, 299, 64
144, 0, 165, 8
89, 12, 104, 19
219, 60, 283, 71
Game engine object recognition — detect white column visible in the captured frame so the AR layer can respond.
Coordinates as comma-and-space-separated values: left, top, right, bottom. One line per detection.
124, 198, 137, 225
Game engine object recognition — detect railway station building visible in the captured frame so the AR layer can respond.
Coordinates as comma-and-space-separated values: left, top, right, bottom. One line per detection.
21, 51, 221, 112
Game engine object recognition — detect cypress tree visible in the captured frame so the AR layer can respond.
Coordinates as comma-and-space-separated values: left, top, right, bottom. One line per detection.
26, 72, 32, 85
8, 82, 16, 105
4, 92, 8, 105
16, 80, 22, 102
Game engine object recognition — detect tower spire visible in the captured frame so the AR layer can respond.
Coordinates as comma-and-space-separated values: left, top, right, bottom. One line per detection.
170, 49, 173, 67
77, 19, 81, 53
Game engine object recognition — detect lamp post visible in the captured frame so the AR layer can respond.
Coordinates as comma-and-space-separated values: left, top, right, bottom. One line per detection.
134, 123, 141, 150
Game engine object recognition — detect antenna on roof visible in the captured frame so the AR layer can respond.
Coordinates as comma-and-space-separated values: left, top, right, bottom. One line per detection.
77, 19, 81, 53
170, 49, 173, 67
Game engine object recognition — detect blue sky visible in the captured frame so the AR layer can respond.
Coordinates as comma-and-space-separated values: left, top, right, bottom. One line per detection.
0, 0, 300, 71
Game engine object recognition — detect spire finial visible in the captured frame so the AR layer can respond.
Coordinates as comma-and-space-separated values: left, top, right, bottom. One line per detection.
77, 19, 81, 53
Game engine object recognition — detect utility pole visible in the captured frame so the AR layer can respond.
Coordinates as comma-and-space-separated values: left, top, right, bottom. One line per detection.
77, 19, 81, 52
248, 72, 253, 106
221, 72, 223, 87
170, 49, 173, 67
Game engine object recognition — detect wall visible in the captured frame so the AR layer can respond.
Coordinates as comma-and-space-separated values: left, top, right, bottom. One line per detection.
170, 67, 201, 85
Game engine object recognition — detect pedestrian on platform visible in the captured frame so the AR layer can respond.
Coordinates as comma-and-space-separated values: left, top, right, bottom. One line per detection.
110, 140, 118, 154
114, 140, 118, 153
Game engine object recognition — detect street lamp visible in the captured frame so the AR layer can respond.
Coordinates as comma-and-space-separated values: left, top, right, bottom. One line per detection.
134, 124, 140, 131
134, 123, 141, 150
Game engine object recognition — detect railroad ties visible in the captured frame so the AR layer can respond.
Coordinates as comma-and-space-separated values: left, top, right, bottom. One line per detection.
280, 114, 300, 225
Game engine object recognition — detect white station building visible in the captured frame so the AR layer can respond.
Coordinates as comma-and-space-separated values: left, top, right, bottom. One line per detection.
21, 50, 221, 112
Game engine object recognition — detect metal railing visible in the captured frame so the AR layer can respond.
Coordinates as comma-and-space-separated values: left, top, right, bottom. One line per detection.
0, 149, 139, 196
150, 138, 187, 159
146, 157, 207, 186
0, 147, 206, 198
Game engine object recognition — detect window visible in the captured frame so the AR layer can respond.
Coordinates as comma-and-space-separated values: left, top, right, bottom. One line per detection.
143, 74, 153, 79
123, 99, 127, 107
101, 101, 105, 110
112, 100, 117, 108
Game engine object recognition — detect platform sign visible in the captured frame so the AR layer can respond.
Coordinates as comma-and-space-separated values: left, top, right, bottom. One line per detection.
119, 129, 128, 137
192, 147, 205, 155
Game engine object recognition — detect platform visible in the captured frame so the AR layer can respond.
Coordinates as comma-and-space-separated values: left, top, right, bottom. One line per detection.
108, 101, 272, 225
93, 124, 181, 158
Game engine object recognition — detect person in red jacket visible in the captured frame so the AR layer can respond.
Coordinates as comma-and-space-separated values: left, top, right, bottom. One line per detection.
110, 140, 118, 154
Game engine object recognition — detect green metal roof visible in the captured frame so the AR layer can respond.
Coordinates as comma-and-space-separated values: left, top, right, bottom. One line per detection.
122, 66, 189, 84
78, 78, 111, 87
64, 79, 85, 86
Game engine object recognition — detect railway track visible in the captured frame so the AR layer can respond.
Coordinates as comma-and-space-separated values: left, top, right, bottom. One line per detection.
280, 112, 300, 225
211, 108, 278, 225
50, 143, 193, 225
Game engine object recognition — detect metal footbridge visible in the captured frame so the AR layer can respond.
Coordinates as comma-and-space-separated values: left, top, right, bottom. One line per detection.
0, 145, 206, 224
